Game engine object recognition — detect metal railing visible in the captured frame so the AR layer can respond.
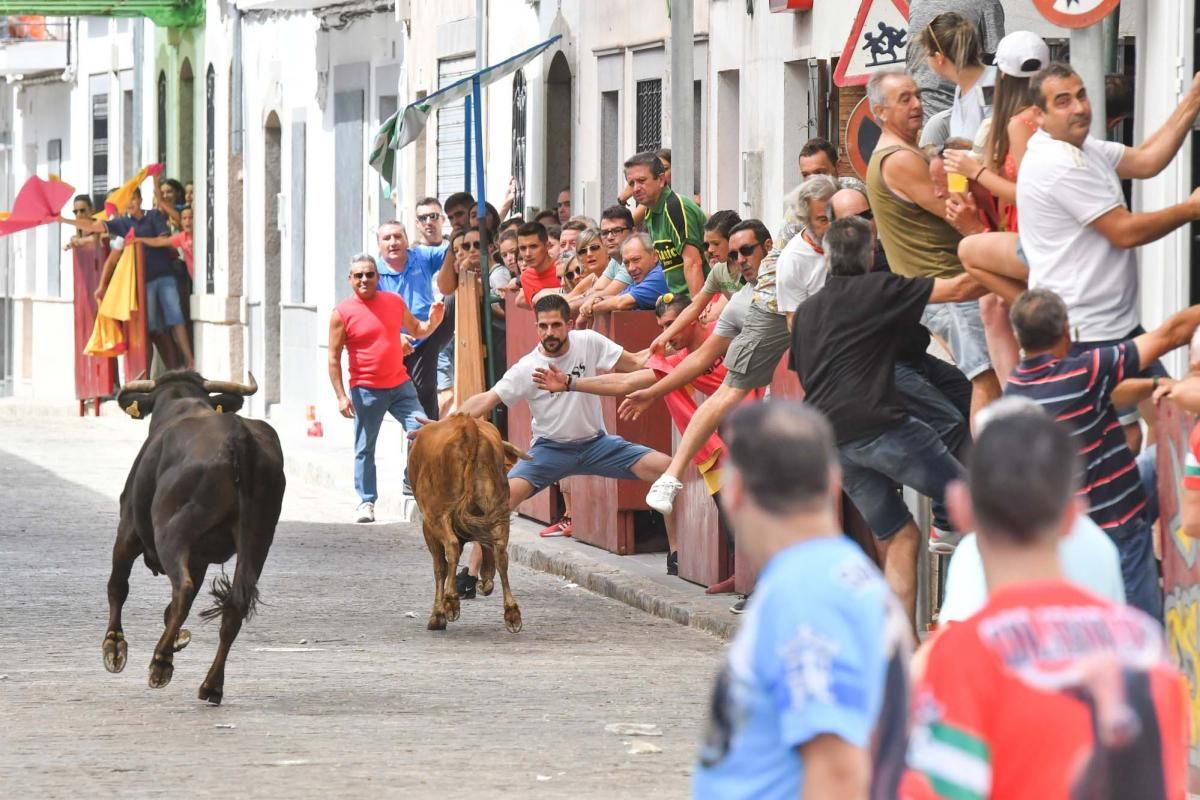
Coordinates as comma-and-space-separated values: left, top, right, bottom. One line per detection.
0, 15, 68, 41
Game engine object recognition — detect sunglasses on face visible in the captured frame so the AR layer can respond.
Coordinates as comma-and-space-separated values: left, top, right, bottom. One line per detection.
600, 226, 630, 238
463, 241, 482, 251
727, 243, 762, 261
352, 271, 378, 280
579, 243, 603, 255
417, 212, 441, 223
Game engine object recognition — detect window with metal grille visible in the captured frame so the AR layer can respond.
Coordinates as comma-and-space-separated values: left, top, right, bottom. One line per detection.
635, 79, 662, 154
510, 69, 527, 216
90, 91, 108, 198
436, 55, 475, 201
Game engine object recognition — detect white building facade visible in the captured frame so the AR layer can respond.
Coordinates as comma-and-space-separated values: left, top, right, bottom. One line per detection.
0, 0, 1192, 409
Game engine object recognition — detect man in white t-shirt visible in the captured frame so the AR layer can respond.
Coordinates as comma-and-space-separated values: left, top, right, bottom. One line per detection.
1018, 62, 1200, 443
454, 292, 680, 584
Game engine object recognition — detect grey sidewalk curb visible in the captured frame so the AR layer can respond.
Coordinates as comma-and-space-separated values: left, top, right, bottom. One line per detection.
504, 538, 737, 640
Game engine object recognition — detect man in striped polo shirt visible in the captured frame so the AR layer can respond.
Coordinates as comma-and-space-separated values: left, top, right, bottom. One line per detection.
1004, 288, 1200, 618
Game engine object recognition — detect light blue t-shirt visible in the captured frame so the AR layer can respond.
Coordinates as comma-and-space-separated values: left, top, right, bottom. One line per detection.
603, 257, 633, 286
938, 516, 1126, 624
694, 536, 910, 800
376, 243, 449, 344
618, 264, 669, 310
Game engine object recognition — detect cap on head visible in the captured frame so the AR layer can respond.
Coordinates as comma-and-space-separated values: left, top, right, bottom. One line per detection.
995, 31, 1050, 78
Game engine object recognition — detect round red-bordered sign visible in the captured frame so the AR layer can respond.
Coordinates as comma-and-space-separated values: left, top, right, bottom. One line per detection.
1033, 0, 1120, 29
845, 97, 881, 179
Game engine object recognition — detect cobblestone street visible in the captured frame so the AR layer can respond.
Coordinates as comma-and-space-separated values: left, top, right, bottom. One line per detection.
0, 416, 724, 798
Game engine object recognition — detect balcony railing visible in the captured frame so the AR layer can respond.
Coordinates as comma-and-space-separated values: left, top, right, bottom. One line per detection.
0, 16, 68, 76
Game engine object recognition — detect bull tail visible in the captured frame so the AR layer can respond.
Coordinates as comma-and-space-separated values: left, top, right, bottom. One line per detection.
447, 421, 510, 548
200, 424, 261, 622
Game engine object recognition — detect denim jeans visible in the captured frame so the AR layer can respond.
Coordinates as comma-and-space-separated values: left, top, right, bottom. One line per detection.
351, 381, 425, 503
1112, 515, 1162, 620
839, 416, 967, 539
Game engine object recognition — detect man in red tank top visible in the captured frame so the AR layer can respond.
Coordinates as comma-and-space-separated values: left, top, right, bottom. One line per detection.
329, 254, 445, 522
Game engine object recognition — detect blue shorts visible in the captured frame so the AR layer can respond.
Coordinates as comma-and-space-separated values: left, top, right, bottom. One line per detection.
921, 299, 991, 381
145, 275, 185, 332
508, 433, 653, 493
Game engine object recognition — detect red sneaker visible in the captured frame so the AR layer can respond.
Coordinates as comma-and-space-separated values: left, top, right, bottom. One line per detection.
538, 516, 573, 538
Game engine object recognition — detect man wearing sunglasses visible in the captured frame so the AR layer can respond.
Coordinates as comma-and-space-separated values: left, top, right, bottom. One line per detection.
374, 218, 453, 422
645, 176, 839, 515
414, 197, 445, 246
329, 254, 445, 523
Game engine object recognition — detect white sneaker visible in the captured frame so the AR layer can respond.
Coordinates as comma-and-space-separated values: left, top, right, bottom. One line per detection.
646, 475, 683, 515
355, 501, 375, 523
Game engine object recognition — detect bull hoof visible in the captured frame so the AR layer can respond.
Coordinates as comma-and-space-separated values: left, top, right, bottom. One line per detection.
479, 578, 495, 596
148, 659, 174, 689
102, 631, 127, 673
504, 605, 523, 634
427, 612, 447, 631
198, 682, 223, 705
443, 594, 461, 622
173, 629, 192, 652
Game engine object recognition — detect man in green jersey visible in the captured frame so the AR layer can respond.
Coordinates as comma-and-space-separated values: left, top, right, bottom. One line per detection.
624, 151, 708, 299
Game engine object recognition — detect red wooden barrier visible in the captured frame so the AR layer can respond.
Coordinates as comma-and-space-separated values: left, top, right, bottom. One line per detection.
71, 242, 116, 414
1154, 401, 1200, 792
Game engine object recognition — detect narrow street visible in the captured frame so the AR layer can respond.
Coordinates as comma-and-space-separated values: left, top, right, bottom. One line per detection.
0, 416, 723, 798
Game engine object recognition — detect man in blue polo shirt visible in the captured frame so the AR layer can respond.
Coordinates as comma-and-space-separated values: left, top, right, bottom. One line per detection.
579, 233, 668, 317
374, 218, 452, 420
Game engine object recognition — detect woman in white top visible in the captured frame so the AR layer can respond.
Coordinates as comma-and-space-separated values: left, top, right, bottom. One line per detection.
914, 12, 996, 141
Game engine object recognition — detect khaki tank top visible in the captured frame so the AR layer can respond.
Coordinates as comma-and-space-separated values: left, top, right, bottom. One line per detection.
866, 144, 964, 280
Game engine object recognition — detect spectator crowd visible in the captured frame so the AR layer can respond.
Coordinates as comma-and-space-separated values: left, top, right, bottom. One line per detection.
77, 0, 1200, 793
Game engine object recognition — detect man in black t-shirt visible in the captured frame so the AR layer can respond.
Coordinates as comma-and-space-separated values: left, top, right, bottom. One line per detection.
791, 217, 982, 627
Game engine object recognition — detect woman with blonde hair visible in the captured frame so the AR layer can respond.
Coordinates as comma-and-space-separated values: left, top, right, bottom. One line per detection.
914, 12, 994, 140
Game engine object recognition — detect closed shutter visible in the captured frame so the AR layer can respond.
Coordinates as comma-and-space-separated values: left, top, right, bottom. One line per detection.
436, 55, 475, 201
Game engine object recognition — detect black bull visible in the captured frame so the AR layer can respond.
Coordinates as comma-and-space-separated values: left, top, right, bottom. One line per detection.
103, 370, 285, 705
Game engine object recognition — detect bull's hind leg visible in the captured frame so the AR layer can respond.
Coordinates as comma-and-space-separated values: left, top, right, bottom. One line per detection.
495, 536, 522, 633
478, 545, 496, 596
441, 533, 463, 623
425, 522, 449, 631
163, 561, 205, 653
103, 525, 143, 673
148, 558, 202, 690
197, 597, 243, 706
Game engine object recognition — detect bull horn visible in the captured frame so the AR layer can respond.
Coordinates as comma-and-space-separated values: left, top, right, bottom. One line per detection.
202, 372, 258, 396
120, 379, 157, 393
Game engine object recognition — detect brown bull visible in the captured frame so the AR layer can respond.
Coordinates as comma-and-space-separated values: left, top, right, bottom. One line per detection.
407, 415, 528, 633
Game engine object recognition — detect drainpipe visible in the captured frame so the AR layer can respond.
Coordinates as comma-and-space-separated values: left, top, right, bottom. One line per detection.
133, 18, 143, 164
669, 0, 694, 200
231, 6, 243, 157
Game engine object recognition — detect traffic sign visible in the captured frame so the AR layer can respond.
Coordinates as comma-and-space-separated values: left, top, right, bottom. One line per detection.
844, 97, 882, 179
833, 0, 911, 88
1033, 0, 1121, 29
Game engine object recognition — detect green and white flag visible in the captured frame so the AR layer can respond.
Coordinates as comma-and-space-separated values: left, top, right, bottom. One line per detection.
369, 35, 560, 187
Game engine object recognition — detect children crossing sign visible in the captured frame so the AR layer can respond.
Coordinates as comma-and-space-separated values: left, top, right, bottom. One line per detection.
834, 0, 911, 87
